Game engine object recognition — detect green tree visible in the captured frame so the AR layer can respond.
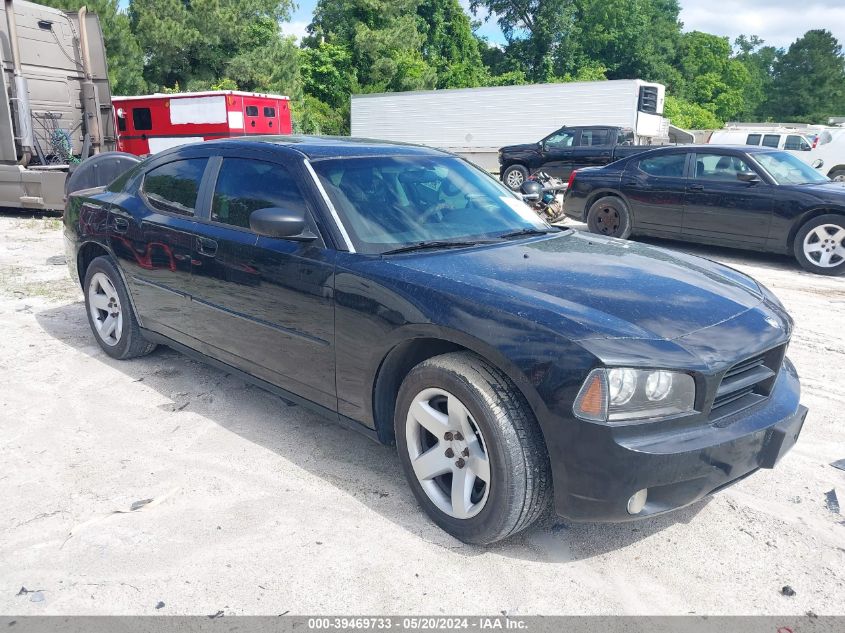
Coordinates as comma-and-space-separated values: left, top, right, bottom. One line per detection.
34, 0, 146, 94
128, 0, 294, 90
664, 95, 722, 129
767, 30, 845, 121
417, 0, 487, 88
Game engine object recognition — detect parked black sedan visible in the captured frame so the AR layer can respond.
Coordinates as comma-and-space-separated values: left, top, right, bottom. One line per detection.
564, 145, 845, 275
65, 137, 806, 544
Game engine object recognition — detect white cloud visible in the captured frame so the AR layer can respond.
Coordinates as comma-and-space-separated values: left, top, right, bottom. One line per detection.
281, 20, 310, 43
680, 0, 845, 48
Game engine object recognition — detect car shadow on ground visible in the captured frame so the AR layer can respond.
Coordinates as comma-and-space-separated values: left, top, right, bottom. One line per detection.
36, 300, 709, 563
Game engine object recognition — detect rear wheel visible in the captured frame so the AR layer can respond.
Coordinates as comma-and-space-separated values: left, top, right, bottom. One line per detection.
84, 256, 157, 358
395, 352, 552, 545
793, 214, 845, 275
502, 165, 529, 191
587, 196, 632, 239
829, 169, 845, 182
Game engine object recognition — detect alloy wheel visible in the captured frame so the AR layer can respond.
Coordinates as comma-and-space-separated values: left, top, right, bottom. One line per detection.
405, 387, 491, 519
506, 170, 525, 190
88, 272, 124, 346
803, 224, 845, 268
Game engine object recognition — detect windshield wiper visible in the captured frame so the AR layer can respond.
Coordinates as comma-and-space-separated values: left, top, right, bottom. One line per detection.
381, 240, 487, 255
497, 227, 558, 240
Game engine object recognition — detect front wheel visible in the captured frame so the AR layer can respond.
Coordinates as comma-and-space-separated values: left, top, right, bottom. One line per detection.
586, 196, 632, 239
502, 165, 529, 191
84, 256, 158, 358
793, 214, 845, 275
395, 352, 552, 545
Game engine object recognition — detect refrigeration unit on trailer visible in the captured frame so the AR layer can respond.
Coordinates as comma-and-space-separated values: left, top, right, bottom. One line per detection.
112, 91, 293, 156
0, 0, 116, 211
350, 79, 669, 170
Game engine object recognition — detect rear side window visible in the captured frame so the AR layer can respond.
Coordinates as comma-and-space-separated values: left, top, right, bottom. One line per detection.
762, 134, 780, 148
746, 134, 762, 145
211, 158, 308, 230
132, 107, 152, 131
245, 106, 259, 116
263, 106, 276, 117
142, 159, 208, 216
579, 129, 610, 146
637, 154, 686, 177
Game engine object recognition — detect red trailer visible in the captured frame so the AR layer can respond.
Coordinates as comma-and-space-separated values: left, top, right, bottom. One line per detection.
112, 90, 292, 156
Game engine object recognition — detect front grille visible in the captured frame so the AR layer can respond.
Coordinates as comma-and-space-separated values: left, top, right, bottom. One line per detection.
710, 345, 786, 422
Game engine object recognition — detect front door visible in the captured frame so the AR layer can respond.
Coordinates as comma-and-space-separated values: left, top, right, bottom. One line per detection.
620, 152, 688, 234
683, 152, 773, 246
539, 129, 579, 179
188, 153, 337, 410
109, 157, 208, 341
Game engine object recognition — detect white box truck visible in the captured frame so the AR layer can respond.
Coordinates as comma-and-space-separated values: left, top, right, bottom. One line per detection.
350, 79, 670, 171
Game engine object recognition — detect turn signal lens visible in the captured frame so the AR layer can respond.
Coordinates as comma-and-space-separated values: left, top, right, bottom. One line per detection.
573, 370, 608, 422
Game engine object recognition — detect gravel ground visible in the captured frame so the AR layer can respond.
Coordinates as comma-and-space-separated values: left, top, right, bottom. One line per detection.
0, 212, 843, 616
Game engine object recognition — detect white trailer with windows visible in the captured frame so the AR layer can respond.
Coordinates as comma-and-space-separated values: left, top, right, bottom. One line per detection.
350, 79, 669, 170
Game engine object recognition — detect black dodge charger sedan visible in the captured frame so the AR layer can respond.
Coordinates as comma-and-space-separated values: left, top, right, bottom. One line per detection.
563, 144, 845, 275
65, 137, 807, 544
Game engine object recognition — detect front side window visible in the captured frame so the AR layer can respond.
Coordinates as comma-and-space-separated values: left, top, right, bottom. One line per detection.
784, 135, 811, 151
544, 130, 576, 148
579, 129, 610, 146
132, 107, 152, 131
694, 154, 756, 180
637, 154, 686, 177
311, 156, 548, 254
761, 134, 780, 148
754, 151, 829, 185
211, 158, 308, 230
142, 159, 207, 216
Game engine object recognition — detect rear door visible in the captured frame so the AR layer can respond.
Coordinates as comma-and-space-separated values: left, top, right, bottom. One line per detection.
187, 149, 337, 410
571, 127, 615, 170
109, 155, 210, 341
539, 129, 580, 178
620, 151, 689, 235
683, 151, 773, 245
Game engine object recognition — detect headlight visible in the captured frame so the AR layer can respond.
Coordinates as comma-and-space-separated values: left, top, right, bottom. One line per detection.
574, 368, 696, 423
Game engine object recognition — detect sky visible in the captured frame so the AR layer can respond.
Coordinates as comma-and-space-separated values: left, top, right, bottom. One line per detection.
282, 0, 845, 50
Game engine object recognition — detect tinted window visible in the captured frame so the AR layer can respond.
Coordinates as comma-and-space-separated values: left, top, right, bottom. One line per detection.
132, 107, 152, 131
245, 106, 259, 117
117, 116, 127, 132
746, 134, 762, 145
637, 154, 686, 177
544, 130, 576, 148
784, 135, 810, 151
579, 129, 610, 146
694, 154, 755, 180
761, 134, 780, 148
618, 130, 635, 145
212, 159, 308, 230
142, 159, 207, 216
263, 107, 276, 117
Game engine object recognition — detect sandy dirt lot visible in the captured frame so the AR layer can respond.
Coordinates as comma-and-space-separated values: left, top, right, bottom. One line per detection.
0, 212, 843, 616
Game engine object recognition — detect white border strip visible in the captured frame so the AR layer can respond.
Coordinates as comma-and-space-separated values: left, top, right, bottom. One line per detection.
303, 158, 356, 253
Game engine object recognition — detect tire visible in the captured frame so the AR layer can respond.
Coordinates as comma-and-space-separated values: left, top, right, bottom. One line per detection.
83, 256, 157, 359
829, 169, 845, 182
394, 352, 552, 545
502, 164, 529, 191
793, 214, 845, 276
587, 196, 632, 239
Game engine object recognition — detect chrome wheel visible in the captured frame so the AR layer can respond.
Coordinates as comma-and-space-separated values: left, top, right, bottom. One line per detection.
88, 272, 123, 346
405, 387, 491, 519
803, 223, 845, 268
505, 169, 525, 190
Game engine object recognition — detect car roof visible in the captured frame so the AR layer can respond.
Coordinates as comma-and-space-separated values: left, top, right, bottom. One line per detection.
637, 144, 787, 155
198, 135, 450, 160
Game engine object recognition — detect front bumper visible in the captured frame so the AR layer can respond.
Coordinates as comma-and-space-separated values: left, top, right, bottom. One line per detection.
551, 358, 806, 522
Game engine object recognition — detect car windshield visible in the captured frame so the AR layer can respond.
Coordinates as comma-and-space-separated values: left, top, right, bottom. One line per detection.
311, 155, 550, 254
754, 151, 830, 185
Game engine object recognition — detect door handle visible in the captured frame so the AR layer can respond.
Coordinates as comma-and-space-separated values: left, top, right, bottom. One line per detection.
688, 184, 704, 191
196, 237, 218, 257
113, 217, 129, 234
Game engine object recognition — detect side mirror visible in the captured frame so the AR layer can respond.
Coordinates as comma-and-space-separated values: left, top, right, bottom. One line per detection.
812, 158, 824, 169
737, 172, 761, 184
249, 207, 315, 240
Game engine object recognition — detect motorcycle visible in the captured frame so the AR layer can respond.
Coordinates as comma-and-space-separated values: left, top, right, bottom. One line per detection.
519, 171, 566, 223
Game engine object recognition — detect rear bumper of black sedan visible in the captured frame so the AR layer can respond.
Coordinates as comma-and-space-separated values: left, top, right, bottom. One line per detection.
551, 360, 807, 522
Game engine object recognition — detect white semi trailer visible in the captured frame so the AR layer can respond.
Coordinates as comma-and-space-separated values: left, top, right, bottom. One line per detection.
350, 79, 671, 170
